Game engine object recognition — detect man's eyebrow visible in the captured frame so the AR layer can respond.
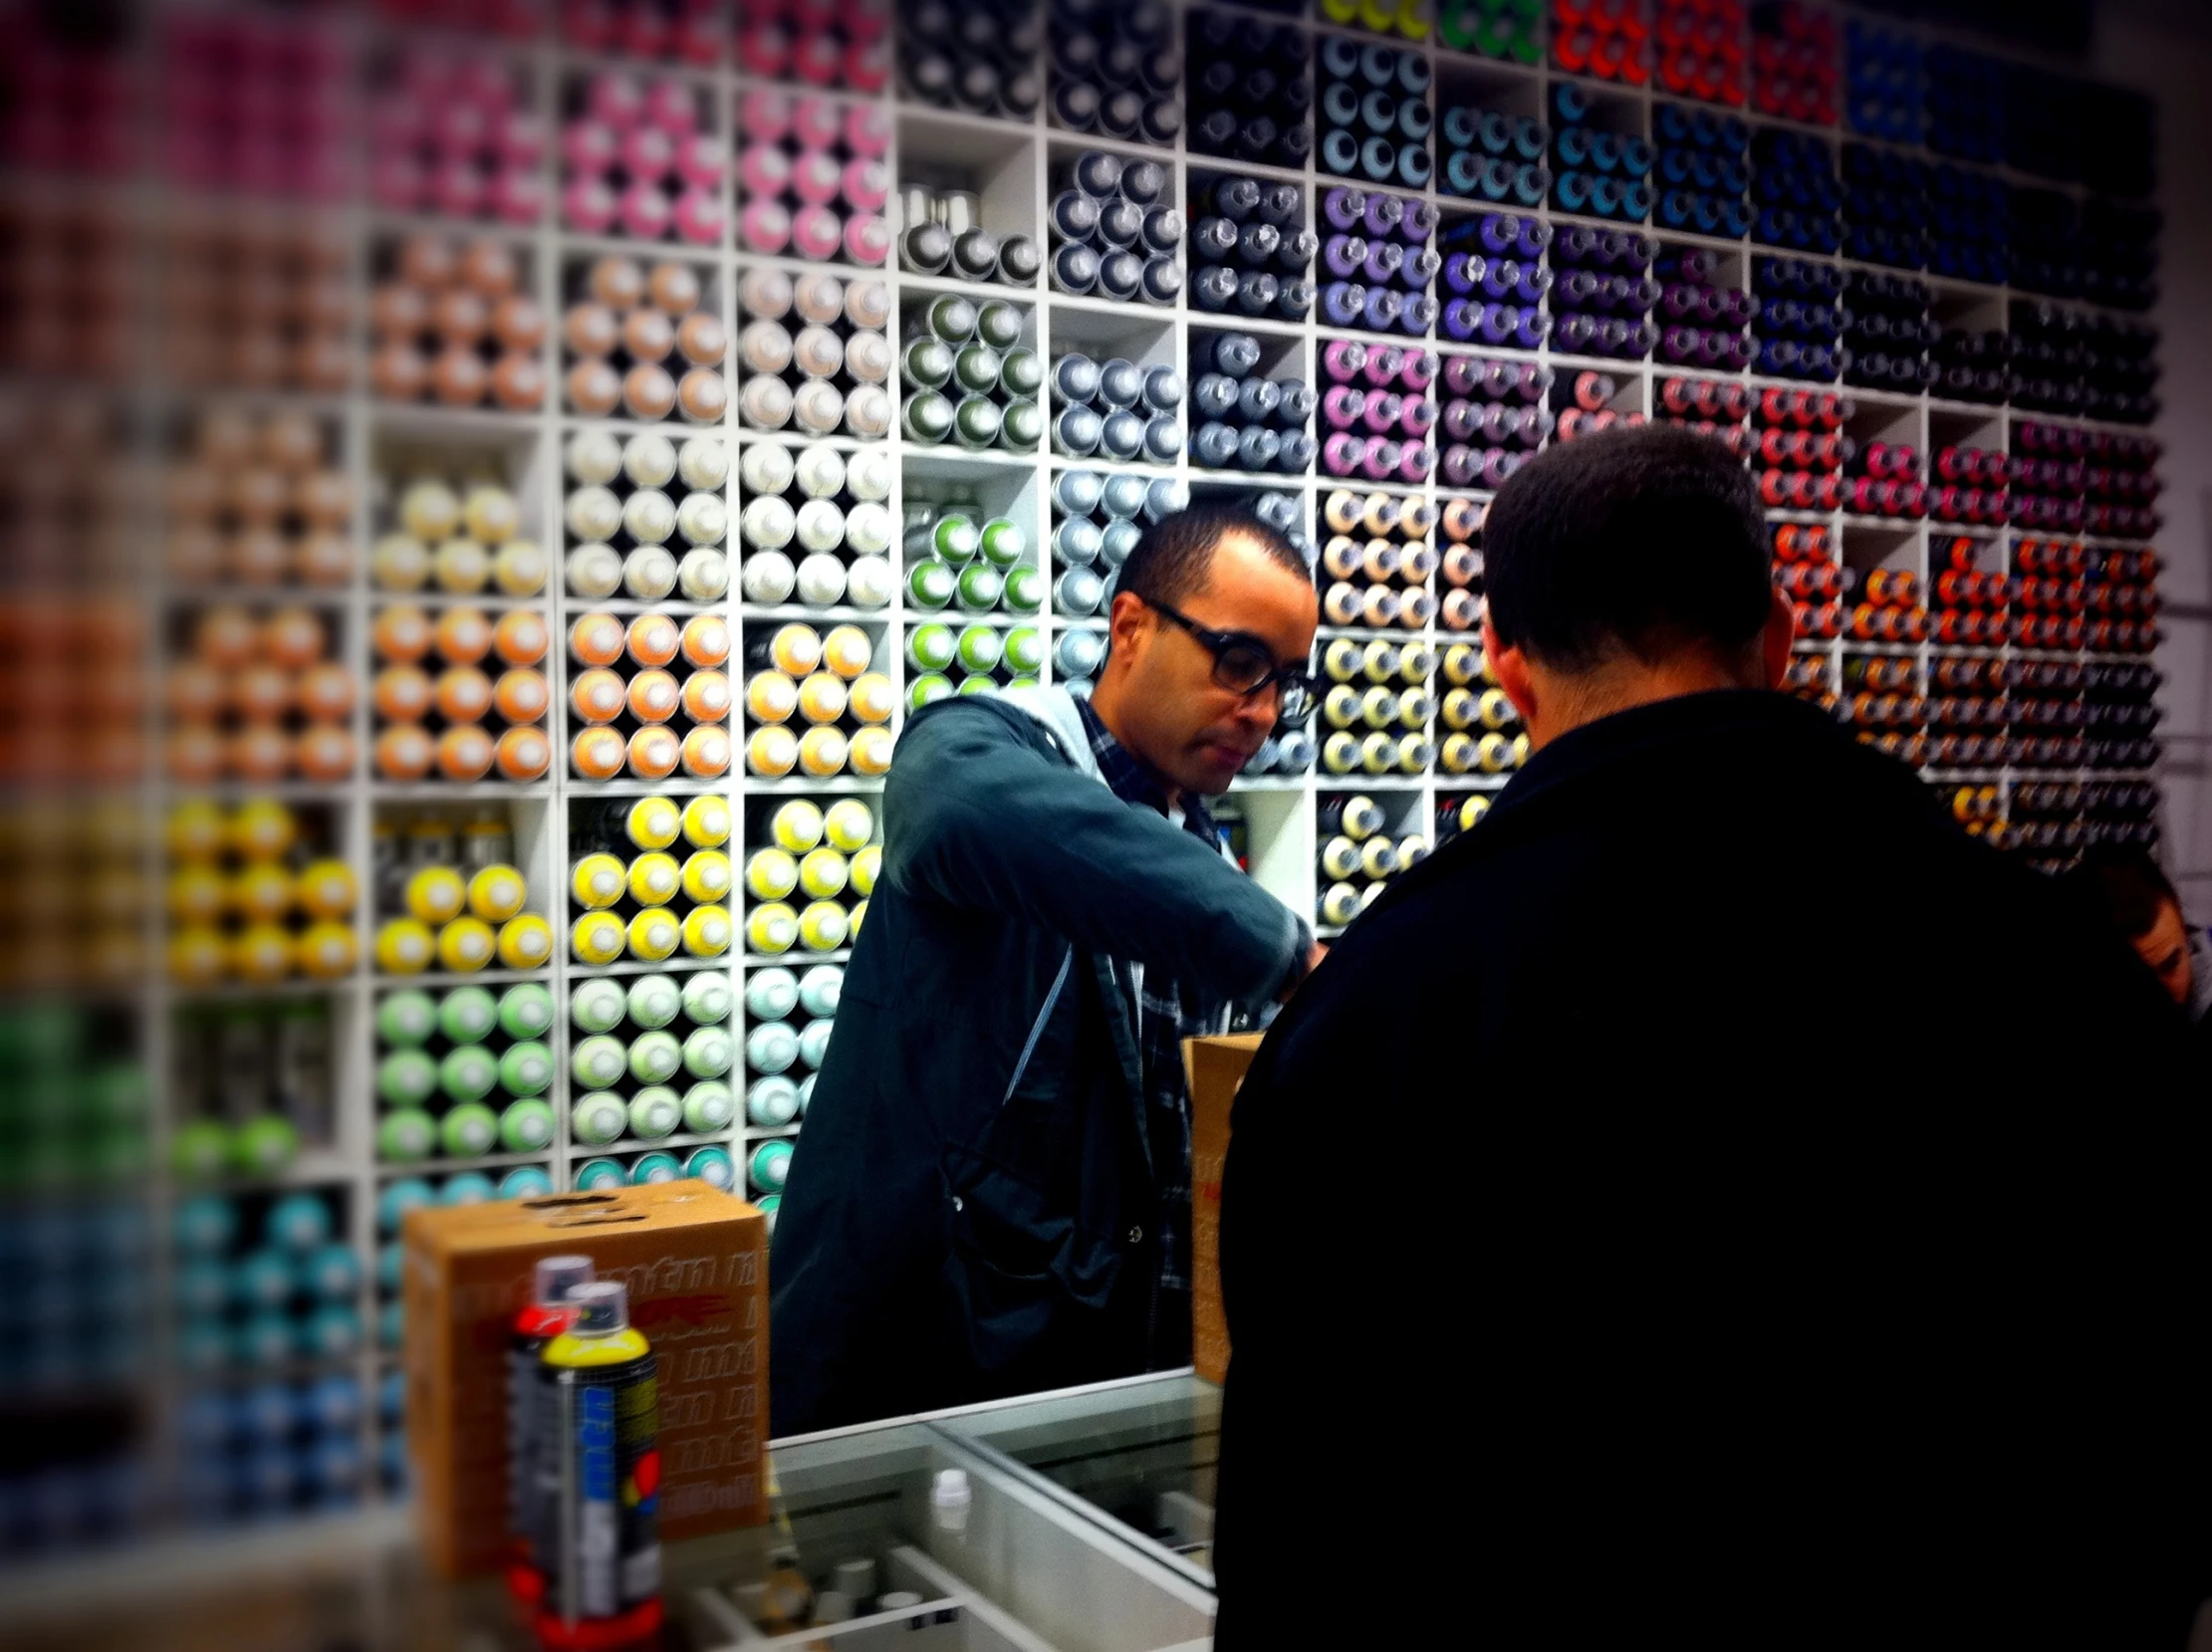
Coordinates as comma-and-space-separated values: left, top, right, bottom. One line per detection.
1185, 613, 1270, 650
1222, 627, 1298, 669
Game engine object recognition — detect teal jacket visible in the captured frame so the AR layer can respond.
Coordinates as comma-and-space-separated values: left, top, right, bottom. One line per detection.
768, 687, 1304, 1436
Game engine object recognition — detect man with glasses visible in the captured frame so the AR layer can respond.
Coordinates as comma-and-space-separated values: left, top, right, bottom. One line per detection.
769, 505, 1323, 1436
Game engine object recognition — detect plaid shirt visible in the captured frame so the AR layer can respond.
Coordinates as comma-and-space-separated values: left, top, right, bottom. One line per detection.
1073, 697, 1230, 1359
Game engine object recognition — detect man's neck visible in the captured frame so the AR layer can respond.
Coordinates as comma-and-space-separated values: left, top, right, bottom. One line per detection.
1086, 676, 1182, 812
1528, 655, 1764, 750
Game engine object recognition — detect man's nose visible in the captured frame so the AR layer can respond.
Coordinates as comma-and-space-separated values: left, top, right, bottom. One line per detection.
1234, 684, 1280, 729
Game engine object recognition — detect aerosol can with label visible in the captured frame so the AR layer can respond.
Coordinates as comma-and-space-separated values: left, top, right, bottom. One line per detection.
536, 1281, 661, 1650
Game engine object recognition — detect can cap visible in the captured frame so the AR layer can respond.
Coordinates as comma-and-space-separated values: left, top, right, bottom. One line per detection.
567, 1280, 628, 1334
534, 1255, 594, 1309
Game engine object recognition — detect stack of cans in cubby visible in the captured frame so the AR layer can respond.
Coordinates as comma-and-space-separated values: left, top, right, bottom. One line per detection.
1843, 18, 1918, 141
1438, 355, 1552, 488
1438, 212, 1553, 349
1750, 128, 1840, 253
1318, 339, 1438, 482
1840, 145, 1927, 271
898, 0, 1043, 119
1550, 226, 1658, 360
1189, 173, 1320, 322
1841, 271, 1934, 392
1046, 149, 1182, 306
1316, 186, 1441, 337
1047, 469, 1189, 678
1652, 103, 1750, 236
1188, 334, 1319, 474
1187, 12, 1315, 169
1316, 35, 1433, 186
1048, 352, 1184, 465
1438, 0, 1543, 63
1922, 46, 2003, 163
1653, 248, 1753, 369
1047, 0, 1182, 144
1549, 84, 1654, 222
1441, 106, 1551, 208
1654, 0, 1745, 104
1551, 0, 1655, 85
1751, 255, 1843, 380
2079, 199, 2161, 313
1749, 0, 1836, 124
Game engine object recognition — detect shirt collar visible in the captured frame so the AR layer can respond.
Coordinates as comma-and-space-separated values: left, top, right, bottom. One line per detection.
1074, 695, 1216, 835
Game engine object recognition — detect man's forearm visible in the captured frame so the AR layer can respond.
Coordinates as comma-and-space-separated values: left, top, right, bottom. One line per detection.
889, 707, 1313, 1004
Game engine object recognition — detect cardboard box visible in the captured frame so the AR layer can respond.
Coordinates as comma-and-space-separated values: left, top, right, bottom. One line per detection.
402, 1180, 770, 1578
1182, 1034, 1265, 1387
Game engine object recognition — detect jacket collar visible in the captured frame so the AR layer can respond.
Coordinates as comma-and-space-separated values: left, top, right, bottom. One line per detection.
1490, 688, 1843, 822
996, 684, 1100, 779
1354, 688, 1845, 930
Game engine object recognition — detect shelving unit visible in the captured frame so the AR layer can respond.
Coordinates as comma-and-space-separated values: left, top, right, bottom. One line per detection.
0, 0, 2164, 1565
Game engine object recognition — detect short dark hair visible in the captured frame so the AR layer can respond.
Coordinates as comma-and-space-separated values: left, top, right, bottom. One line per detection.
1117, 505, 1312, 611
1483, 425, 1770, 671
2072, 846, 2181, 943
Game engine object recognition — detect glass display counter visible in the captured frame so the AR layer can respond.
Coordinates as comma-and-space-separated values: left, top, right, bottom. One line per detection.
927, 1374, 1222, 1590
0, 1377, 1224, 1652
680, 1407, 1215, 1652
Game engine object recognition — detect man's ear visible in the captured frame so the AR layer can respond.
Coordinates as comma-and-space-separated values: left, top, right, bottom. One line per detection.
1760, 584, 1797, 690
1106, 590, 1151, 662
1483, 614, 1539, 728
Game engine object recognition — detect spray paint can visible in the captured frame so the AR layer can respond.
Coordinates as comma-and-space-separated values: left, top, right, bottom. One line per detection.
508, 1254, 594, 1607
537, 1281, 661, 1649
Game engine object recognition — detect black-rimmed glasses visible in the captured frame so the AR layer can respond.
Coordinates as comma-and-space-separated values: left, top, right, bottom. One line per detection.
1146, 599, 1317, 722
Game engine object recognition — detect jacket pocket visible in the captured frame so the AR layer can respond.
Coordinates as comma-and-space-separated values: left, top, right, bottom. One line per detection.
938, 1140, 1125, 1383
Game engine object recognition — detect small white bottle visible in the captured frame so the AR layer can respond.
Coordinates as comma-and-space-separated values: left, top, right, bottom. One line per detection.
930, 1468, 971, 1536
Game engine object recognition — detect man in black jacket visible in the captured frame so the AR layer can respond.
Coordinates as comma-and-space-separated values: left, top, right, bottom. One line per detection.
1214, 427, 2206, 1647
770, 507, 1323, 1437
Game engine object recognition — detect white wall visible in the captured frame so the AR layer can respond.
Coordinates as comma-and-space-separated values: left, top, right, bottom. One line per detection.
2099, 2, 2212, 912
